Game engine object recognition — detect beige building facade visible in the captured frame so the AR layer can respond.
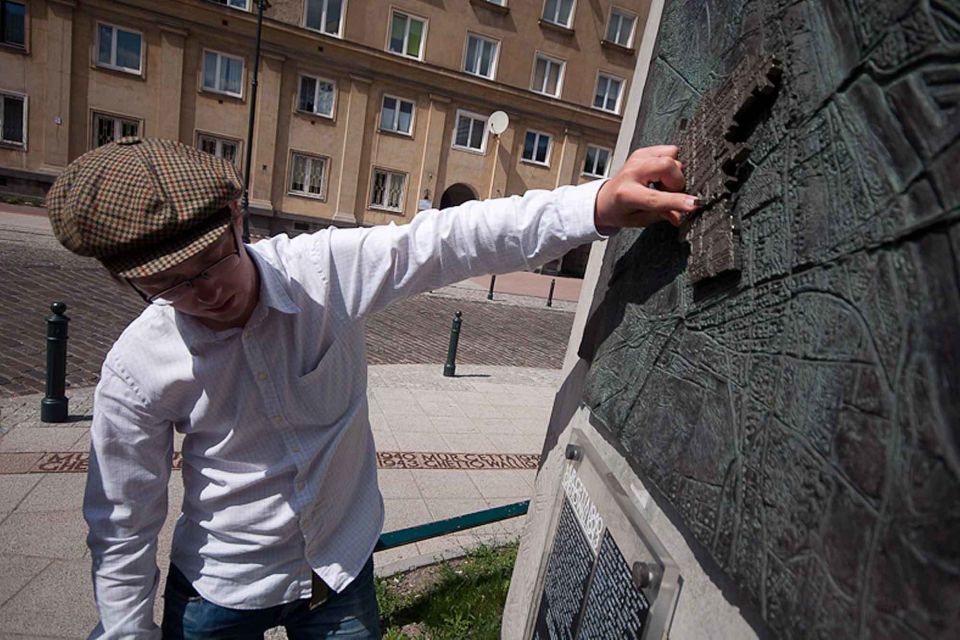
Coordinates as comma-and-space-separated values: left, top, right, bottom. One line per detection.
0, 0, 648, 262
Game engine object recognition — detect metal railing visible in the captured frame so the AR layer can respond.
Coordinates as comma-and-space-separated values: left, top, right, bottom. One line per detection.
375, 500, 529, 551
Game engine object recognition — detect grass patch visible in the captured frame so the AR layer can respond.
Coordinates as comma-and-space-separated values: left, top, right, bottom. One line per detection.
377, 541, 518, 639
0, 194, 45, 207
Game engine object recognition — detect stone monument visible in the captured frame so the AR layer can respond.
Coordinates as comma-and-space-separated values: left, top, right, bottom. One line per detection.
505, 0, 959, 638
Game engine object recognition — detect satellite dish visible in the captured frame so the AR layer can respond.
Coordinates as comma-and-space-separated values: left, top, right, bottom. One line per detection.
488, 111, 509, 136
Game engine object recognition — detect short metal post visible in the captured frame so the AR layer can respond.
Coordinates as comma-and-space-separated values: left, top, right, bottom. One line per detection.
487, 275, 496, 300
443, 311, 462, 377
40, 301, 69, 423
547, 278, 556, 307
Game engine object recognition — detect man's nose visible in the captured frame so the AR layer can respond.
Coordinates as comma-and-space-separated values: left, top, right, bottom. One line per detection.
192, 276, 224, 304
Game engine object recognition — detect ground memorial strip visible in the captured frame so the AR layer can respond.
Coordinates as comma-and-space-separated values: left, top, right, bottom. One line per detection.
582, 0, 959, 638
0, 450, 540, 474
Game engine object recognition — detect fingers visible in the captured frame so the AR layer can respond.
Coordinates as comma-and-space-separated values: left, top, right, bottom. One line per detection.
633, 156, 686, 192
629, 145, 679, 160
629, 185, 698, 216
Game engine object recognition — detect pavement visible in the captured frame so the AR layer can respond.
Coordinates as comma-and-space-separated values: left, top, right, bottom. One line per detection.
0, 204, 578, 637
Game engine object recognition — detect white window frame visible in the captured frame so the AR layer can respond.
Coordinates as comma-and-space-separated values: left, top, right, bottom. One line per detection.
582, 144, 612, 178
521, 130, 552, 166
303, 0, 345, 38
451, 109, 489, 154
605, 7, 637, 48
379, 94, 415, 136
288, 151, 329, 200
541, 0, 576, 28
0, 90, 27, 149
594, 72, 624, 114
463, 33, 499, 80
211, 0, 250, 10
297, 73, 337, 118
91, 111, 140, 148
370, 167, 407, 212
202, 49, 245, 98
531, 52, 565, 98
387, 9, 427, 60
95, 22, 143, 75
197, 132, 241, 168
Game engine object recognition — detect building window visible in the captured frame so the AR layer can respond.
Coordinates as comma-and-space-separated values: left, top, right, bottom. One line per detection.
371, 168, 406, 211
522, 131, 551, 165
464, 34, 498, 79
93, 112, 139, 148
583, 145, 611, 177
532, 53, 564, 97
96, 23, 143, 74
304, 0, 344, 37
388, 10, 426, 60
211, 0, 249, 10
379, 95, 414, 135
202, 50, 244, 97
198, 134, 239, 167
298, 75, 335, 117
452, 110, 488, 153
605, 8, 636, 48
594, 73, 623, 113
0, 92, 26, 147
542, 0, 574, 28
289, 153, 327, 198
1, 1, 26, 48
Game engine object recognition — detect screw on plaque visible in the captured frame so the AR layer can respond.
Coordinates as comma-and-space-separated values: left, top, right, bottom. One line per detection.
564, 444, 582, 461
631, 561, 663, 591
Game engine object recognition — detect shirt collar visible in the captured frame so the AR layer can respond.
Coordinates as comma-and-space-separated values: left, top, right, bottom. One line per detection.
172, 244, 301, 346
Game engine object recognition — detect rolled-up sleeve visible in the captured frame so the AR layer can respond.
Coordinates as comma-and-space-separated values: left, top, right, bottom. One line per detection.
83, 353, 172, 639
322, 179, 608, 319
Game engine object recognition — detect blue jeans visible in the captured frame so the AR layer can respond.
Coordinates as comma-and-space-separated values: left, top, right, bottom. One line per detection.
161, 557, 380, 639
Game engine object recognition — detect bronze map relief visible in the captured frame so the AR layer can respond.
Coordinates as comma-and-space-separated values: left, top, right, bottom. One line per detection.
582, 0, 960, 638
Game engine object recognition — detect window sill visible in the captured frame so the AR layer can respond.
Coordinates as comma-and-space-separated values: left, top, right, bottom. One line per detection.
303, 25, 343, 39
0, 141, 27, 151
530, 88, 562, 100
387, 49, 424, 62
470, 0, 509, 15
601, 39, 635, 55
205, 0, 251, 12
295, 108, 335, 123
464, 69, 496, 81
94, 62, 145, 80
0, 42, 28, 55
520, 158, 550, 168
591, 105, 621, 116
582, 172, 608, 179
369, 204, 404, 214
288, 190, 327, 202
200, 88, 245, 102
451, 144, 486, 156
538, 19, 574, 36
378, 128, 414, 139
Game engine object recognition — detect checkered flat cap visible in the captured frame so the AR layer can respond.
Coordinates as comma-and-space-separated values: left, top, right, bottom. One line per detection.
46, 137, 243, 277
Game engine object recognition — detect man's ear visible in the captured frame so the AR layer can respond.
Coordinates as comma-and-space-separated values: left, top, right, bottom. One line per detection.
229, 199, 243, 222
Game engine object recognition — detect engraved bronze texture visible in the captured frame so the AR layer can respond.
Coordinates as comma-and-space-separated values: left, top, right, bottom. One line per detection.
582, 0, 960, 637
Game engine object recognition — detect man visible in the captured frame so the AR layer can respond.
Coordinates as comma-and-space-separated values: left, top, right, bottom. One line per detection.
46, 137, 696, 638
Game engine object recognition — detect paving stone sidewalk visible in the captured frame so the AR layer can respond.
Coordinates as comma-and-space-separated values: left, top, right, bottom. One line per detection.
0, 363, 558, 638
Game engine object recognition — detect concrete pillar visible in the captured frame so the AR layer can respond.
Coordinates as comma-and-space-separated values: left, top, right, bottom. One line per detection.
155, 24, 187, 142
249, 50, 285, 213
553, 127, 582, 188
333, 74, 372, 224
415, 93, 450, 208
43, 0, 76, 171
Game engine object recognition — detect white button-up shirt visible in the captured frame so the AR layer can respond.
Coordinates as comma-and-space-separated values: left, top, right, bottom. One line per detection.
84, 180, 606, 638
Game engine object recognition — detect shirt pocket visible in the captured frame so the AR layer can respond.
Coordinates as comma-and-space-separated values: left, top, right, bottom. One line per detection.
287, 337, 355, 427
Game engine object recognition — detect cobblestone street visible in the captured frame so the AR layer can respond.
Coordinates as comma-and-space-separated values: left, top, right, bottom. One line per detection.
0, 212, 575, 398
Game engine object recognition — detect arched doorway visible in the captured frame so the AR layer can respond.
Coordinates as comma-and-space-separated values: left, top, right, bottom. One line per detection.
439, 183, 478, 209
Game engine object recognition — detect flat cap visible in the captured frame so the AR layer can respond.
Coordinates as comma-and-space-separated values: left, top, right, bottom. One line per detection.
46, 137, 243, 278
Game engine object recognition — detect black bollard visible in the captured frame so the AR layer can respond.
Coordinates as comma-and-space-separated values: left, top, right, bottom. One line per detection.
443, 311, 463, 377
40, 301, 69, 423
547, 278, 556, 307
487, 275, 496, 300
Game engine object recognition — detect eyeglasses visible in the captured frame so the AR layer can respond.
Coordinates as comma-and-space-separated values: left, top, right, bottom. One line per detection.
129, 229, 242, 305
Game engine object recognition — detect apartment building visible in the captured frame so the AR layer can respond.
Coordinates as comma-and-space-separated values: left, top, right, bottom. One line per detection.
0, 0, 648, 271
